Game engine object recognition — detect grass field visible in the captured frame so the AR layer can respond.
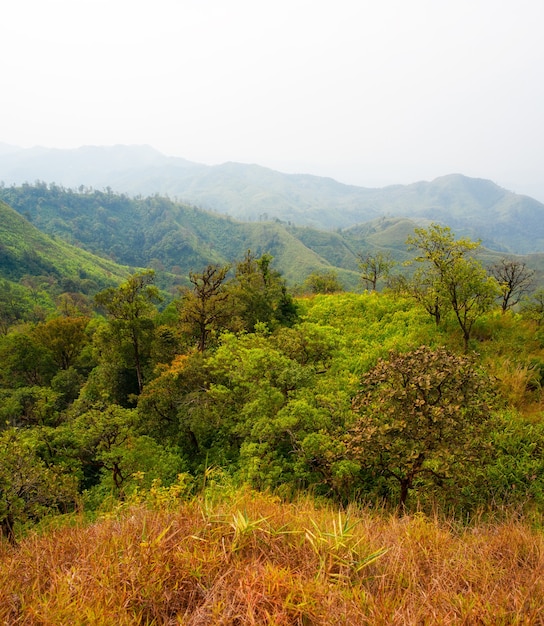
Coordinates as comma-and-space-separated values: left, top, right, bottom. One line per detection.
1, 489, 543, 625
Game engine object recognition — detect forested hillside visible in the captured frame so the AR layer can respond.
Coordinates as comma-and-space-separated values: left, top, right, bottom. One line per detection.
2, 184, 544, 293
2, 144, 544, 253
1, 216, 544, 621
0, 184, 375, 288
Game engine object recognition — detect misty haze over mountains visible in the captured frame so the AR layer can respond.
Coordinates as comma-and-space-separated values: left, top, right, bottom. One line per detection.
1, 143, 543, 255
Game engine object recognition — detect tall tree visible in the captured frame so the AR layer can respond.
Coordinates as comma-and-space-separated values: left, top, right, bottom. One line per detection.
406, 224, 499, 350
303, 270, 344, 294
32, 316, 90, 371
229, 251, 298, 331
358, 251, 395, 291
178, 264, 231, 352
95, 270, 161, 393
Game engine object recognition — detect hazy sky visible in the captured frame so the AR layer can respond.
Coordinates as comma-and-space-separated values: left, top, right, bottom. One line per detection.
3, 0, 544, 198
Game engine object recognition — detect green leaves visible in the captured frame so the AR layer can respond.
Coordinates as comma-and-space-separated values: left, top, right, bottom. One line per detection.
0, 428, 77, 543
406, 224, 500, 349
348, 346, 495, 509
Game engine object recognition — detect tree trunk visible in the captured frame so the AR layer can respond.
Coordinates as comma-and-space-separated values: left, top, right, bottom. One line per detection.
398, 478, 411, 512
0, 512, 16, 545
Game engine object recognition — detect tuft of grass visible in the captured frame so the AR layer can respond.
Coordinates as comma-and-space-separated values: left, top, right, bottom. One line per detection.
0, 491, 543, 624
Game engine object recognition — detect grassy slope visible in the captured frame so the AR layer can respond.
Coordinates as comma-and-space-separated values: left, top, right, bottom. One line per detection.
0, 200, 129, 287
1, 491, 542, 624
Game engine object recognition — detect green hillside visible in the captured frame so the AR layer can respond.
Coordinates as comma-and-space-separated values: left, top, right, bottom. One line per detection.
2, 146, 544, 254
0, 199, 129, 288
0, 185, 365, 288
2, 184, 544, 293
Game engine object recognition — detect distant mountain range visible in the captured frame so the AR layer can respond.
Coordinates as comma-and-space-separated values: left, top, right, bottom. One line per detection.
1, 143, 543, 256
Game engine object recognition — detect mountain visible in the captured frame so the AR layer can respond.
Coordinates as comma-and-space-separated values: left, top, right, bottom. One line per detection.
0, 198, 130, 293
0, 185, 365, 289
1, 145, 543, 254
3, 184, 543, 294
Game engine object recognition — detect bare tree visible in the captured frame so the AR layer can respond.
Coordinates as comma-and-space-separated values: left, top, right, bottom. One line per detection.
357, 251, 395, 291
490, 258, 535, 313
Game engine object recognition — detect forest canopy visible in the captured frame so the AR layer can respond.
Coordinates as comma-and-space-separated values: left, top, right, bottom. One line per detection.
0, 216, 544, 544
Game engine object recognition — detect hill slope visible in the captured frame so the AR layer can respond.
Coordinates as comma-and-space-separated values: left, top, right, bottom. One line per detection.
0, 186, 368, 288
1, 145, 544, 254
0, 199, 130, 293
4, 185, 544, 292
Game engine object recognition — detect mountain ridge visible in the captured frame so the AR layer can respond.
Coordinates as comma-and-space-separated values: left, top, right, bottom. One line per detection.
1, 144, 543, 254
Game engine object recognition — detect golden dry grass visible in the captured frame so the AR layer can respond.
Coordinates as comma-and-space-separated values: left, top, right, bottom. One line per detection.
0, 491, 543, 625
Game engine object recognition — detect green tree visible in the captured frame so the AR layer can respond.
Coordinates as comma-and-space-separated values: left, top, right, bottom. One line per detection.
0, 330, 55, 388
229, 251, 298, 331
178, 264, 231, 352
95, 270, 161, 393
0, 429, 77, 544
69, 405, 183, 500
32, 316, 90, 370
520, 288, 544, 327
347, 346, 494, 510
303, 270, 344, 294
0, 280, 30, 335
407, 224, 499, 350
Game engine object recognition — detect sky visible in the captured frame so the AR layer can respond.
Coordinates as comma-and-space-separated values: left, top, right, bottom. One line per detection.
3, 0, 544, 199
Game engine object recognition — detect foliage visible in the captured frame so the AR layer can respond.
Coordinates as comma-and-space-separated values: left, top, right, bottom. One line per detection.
407, 223, 499, 350
95, 270, 162, 393
228, 251, 299, 331
0, 239, 543, 541
302, 269, 344, 294
178, 264, 231, 351
521, 288, 544, 326
357, 251, 395, 291
347, 346, 495, 509
0, 428, 77, 543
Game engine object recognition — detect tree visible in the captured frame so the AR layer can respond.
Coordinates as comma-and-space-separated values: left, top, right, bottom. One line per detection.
406, 224, 499, 350
68, 405, 184, 499
178, 264, 231, 352
358, 252, 395, 291
95, 270, 161, 393
0, 330, 55, 388
0, 280, 29, 335
346, 346, 494, 510
520, 288, 544, 327
0, 429, 77, 543
32, 315, 90, 370
229, 251, 298, 331
303, 270, 344, 294
490, 258, 535, 313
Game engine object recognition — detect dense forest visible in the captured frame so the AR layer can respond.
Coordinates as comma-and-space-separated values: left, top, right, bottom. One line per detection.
3, 182, 544, 292
1, 189, 544, 622
1, 218, 543, 537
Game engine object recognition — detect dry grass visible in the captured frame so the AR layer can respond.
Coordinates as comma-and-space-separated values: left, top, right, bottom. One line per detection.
1, 491, 543, 625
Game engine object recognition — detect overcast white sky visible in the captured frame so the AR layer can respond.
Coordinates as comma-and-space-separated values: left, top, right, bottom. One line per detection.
3, 0, 544, 198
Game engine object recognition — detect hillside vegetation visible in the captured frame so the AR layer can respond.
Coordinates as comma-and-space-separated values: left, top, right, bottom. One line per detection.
0, 199, 128, 287
1, 211, 544, 622
2, 184, 543, 293
2, 144, 544, 253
